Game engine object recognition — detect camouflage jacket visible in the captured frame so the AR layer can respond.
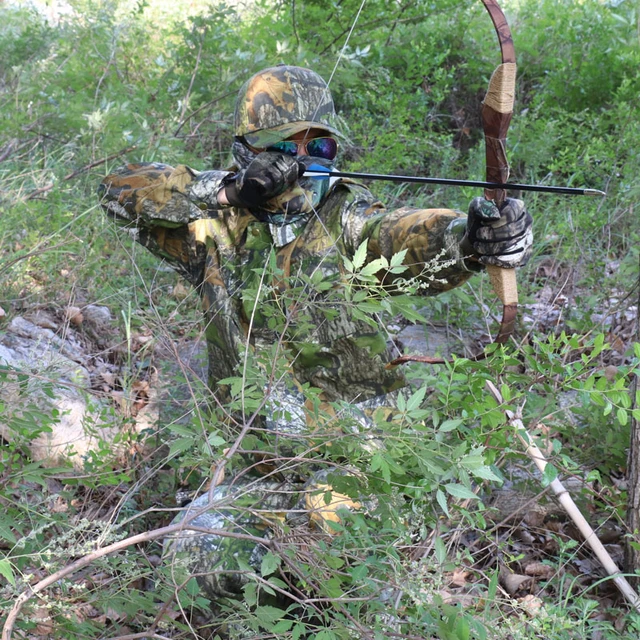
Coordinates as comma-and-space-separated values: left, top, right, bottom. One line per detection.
99, 162, 481, 407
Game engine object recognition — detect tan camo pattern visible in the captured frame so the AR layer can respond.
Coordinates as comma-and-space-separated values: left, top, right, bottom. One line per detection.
234, 65, 341, 146
99, 162, 474, 402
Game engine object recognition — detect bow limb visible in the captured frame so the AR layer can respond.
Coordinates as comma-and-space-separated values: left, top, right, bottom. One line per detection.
480, 0, 518, 343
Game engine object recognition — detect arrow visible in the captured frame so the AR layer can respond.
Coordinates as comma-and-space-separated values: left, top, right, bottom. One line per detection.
304, 168, 605, 197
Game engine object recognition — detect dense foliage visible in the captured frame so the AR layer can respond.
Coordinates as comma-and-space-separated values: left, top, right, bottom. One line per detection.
0, 0, 639, 638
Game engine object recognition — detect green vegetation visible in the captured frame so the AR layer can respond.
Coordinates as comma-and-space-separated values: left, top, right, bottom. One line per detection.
1, 0, 639, 638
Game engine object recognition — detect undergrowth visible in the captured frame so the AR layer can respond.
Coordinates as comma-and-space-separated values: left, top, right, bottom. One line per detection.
1, 0, 639, 638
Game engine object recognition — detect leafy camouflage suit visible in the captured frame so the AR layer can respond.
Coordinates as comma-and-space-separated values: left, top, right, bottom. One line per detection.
99, 66, 499, 613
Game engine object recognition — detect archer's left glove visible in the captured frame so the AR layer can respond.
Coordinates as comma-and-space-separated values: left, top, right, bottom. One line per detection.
466, 197, 533, 268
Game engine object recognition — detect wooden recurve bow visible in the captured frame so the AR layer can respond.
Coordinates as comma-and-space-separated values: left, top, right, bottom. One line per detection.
480, 0, 519, 344
388, 2, 519, 367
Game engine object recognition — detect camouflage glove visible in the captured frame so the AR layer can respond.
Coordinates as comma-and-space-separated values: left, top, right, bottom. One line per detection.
465, 196, 533, 268
224, 152, 305, 209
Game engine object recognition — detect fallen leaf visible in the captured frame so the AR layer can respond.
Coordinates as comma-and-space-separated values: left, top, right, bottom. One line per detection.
100, 372, 116, 386
65, 305, 84, 326
172, 281, 190, 300
33, 608, 54, 636
449, 567, 470, 587
519, 594, 544, 617
499, 565, 533, 595
132, 379, 150, 394
524, 562, 554, 579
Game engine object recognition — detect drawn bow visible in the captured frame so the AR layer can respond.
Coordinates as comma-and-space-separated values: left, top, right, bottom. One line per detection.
388, 1, 519, 367
480, 0, 519, 344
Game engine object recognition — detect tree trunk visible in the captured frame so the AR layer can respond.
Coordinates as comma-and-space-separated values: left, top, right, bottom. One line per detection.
625, 262, 640, 586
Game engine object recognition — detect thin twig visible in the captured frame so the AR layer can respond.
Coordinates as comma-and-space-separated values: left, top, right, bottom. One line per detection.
319, 14, 423, 56
178, 27, 205, 125
0, 140, 17, 163
63, 145, 137, 181
0, 242, 71, 276
24, 183, 54, 200
291, 0, 300, 47
173, 89, 236, 137
105, 634, 171, 640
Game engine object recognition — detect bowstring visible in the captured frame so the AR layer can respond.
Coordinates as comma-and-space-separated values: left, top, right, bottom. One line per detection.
307, 0, 368, 129
324, 0, 368, 90
302, 0, 368, 243
300, 0, 405, 362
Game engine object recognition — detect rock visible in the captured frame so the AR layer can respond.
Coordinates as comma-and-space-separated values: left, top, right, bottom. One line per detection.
82, 304, 113, 327
0, 314, 142, 469
397, 323, 453, 358
26, 309, 59, 330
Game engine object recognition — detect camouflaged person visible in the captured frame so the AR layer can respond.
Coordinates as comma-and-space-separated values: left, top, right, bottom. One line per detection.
99, 65, 533, 618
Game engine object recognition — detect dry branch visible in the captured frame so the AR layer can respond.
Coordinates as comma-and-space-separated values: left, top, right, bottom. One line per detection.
0, 523, 270, 640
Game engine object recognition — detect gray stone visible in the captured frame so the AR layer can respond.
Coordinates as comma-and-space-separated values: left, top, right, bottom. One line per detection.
0, 316, 121, 468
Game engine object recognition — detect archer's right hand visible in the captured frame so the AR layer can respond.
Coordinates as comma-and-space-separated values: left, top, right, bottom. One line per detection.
222, 152, 304, 209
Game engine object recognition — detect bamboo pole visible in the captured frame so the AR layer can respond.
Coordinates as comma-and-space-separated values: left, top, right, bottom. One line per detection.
485, 380, 640, 611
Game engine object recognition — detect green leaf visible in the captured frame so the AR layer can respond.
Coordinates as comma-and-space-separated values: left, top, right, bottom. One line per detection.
470, 465, 502, 482
444, 483, 479, 500
542, 464, 558, 486
324, 576, 344, 598
168, 423, 197, 437
355, 300, 384, 313
255, 605, 285, 629
352, 240, 368, 270
617, 407, 628, 426
389, 249, 408, 268
260, 551, 280, 577
207, 433, 226, 447
168, 437, 193, 456
0, 514, 17, 544
185, 577, 200, 596
272, 619, 294, 633
243, 582, 257, 607
359, 257, 388, 277
406, 386, 427, 411
434, 536, 447, 564
439, 418, 463, 433
487, 569, 499, 602
436, 488, 450, 517
350, 563, 368, 581
0, 557, 16, 586
370, 453, 391, 483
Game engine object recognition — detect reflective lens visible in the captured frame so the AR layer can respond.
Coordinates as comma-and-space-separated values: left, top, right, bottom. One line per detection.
267, 140, 299, 156
305, 137, 338, 160
266, 137, 338, 160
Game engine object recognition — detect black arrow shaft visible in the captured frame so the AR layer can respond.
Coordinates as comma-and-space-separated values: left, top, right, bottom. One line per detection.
305, 169, 605, 196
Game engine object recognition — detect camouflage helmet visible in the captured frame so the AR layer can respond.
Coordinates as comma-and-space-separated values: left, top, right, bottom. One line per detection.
234, 65, 343, 148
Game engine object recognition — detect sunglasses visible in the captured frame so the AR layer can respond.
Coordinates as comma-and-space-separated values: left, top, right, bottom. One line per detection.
265, 136, 338, 160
